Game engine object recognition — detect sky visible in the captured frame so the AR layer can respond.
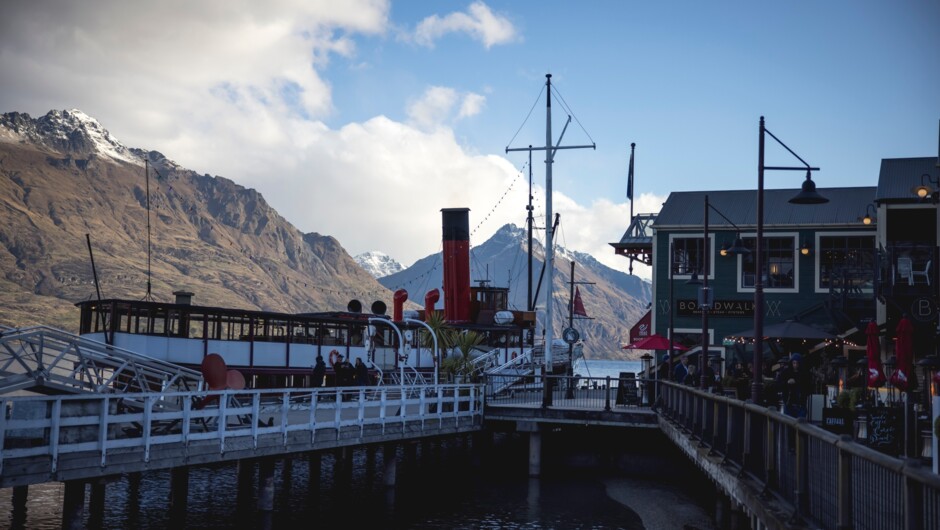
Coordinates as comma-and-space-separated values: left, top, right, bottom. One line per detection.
1, 1, 938, 281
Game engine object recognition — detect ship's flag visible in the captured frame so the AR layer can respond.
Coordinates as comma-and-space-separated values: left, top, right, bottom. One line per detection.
573, 287, 588, 317
626, 143, 635, 201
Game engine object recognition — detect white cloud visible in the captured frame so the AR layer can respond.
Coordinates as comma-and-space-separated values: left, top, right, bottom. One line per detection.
406, 86, 486, 130
413, 1, 517, 49
457, 93, 486, 119
0, 0, 648, 280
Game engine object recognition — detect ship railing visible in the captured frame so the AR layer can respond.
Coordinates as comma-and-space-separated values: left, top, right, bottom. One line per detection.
0, 383, 484, 482
655, 381, 940, 530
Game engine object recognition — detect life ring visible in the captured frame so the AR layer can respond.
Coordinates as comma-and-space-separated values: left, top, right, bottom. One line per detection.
328, 349, 341, 367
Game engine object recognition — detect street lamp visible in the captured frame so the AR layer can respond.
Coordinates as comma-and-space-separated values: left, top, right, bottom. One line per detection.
752, 116, 828, 404
861, 204, 877, 225
912, 173, 940, 199
698, 194, 750, 387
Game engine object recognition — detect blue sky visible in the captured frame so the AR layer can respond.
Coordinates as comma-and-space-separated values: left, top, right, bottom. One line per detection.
1, 1, 938, 280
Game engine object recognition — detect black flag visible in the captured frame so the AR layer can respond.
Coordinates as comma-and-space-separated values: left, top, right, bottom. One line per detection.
626, 142, 635, 201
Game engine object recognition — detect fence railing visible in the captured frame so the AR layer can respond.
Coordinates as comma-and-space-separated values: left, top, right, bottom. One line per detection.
657, 381, 940, 530
0, 384, 483, 478
483, 374, 648, 410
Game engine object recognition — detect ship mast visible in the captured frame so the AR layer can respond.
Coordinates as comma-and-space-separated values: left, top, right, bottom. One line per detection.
506, 74, 594, 406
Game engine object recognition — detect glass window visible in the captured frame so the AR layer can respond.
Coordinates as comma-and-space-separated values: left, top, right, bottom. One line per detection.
819, 235, 875, 289
671, 237, 707, 275
741, 236, 795, 288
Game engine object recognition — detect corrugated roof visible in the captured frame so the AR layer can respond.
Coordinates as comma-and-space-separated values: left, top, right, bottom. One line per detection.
875, 157, 940, 203
653, 187, 877, 229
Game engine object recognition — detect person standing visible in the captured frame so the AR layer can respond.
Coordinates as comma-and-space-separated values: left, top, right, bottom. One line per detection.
777, 353, 812, 417
355, 358, 370, 386
673, 355, 690, 383
312, 354, 326, 387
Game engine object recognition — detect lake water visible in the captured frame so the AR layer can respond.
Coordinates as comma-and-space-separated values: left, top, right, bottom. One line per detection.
0, 428, 716, 529
573, 359, 643, 380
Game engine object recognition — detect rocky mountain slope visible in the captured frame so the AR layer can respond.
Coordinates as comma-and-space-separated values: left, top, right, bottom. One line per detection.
0, 110, 388, 330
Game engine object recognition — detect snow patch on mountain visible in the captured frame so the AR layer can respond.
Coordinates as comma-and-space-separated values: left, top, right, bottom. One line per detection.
355, 251, 405, 278
0, 109, 142, 165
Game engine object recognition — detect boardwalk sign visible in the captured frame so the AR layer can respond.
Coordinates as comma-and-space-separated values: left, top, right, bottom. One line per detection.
677, 299, 755, 317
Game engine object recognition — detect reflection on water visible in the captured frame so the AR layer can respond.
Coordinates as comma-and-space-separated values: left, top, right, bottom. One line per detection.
1, 430, 712, 529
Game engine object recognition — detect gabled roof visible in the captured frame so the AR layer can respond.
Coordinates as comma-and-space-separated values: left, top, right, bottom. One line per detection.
653, 187, 877, 230
875, 157, 940, 203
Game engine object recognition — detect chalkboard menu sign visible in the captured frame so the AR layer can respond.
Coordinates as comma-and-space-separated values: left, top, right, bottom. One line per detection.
615, 372, 638, 405
866, 407, 901, 455
821, 408, 853, 435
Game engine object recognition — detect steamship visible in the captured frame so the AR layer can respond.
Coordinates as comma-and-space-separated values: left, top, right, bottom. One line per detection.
75, 208, 569, 388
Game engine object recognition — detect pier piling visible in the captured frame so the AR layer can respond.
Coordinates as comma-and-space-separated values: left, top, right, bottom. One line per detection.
383, 443, 397, 487
169, 466, 189, 513
258, 458, 276, 512
61, 480, 85, 530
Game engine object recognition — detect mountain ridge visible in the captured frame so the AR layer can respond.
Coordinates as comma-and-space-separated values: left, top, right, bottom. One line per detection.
0, 108, 650, 359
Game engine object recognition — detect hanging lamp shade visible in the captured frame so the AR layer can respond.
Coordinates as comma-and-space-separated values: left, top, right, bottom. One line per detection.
790, 170, 829, 204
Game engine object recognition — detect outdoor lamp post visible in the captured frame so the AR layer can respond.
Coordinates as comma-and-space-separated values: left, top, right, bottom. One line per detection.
752, 116, 827, 404
699, 194, 750, 387
862, 204, 877, 225
913, 173, 940, 199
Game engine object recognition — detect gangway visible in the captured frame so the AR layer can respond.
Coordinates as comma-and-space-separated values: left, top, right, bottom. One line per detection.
0, 325, 202, 397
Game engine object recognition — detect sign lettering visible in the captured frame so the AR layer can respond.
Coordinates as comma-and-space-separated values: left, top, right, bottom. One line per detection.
677, 299, 755, 317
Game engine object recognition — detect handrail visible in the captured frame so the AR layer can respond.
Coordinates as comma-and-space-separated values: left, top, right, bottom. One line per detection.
655, 380, 940, 529
0, 383, 483, 484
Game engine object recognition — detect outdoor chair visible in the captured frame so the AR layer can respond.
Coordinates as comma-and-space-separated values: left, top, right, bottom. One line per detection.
896, 257, 913, 285
912, 259, 931, 285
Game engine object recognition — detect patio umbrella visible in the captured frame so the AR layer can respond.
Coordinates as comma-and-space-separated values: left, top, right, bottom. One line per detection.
622, 334, 688, 351
890, 316, 913, 392
729, 320, 836, 340
865, 321, 886, 388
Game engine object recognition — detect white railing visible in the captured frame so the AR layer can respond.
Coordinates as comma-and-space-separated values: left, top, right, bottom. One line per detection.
485, 349, 534, 395
0, 384, 483, 476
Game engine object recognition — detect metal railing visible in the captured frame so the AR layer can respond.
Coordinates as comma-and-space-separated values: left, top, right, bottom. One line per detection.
484, 374, 648, 410
0, 383, 483, 484
657, 381, 940, 530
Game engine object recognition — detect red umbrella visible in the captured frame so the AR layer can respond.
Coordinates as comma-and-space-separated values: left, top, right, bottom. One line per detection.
865, 321, 885, 388
890, 316, 914, 392
622, 334, 688, 351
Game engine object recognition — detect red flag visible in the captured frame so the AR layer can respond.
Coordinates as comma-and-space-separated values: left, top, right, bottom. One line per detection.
573, 287, 588, 317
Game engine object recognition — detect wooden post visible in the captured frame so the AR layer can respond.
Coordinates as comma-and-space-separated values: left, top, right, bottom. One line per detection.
61, 480, 86, 530
11, 485, 28, 527
88, 480, 106, 526
383, 443, 397, 487
528, 429, 542, 477
237, 459, 254, 507
258, 458, 276, 512
308, 452, 322, 493
169, 466, 189, 513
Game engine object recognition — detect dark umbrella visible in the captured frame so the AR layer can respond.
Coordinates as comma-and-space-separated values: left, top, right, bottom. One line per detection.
622, 334, 689, 351
729, 320, 836, 340
890, 316, 914, 392
865, 321, 886, 388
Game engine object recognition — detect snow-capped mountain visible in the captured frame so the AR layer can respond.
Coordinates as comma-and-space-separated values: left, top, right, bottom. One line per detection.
377, 223, 652, 360
0, 109, 142, 165
355, 251, 405, 278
